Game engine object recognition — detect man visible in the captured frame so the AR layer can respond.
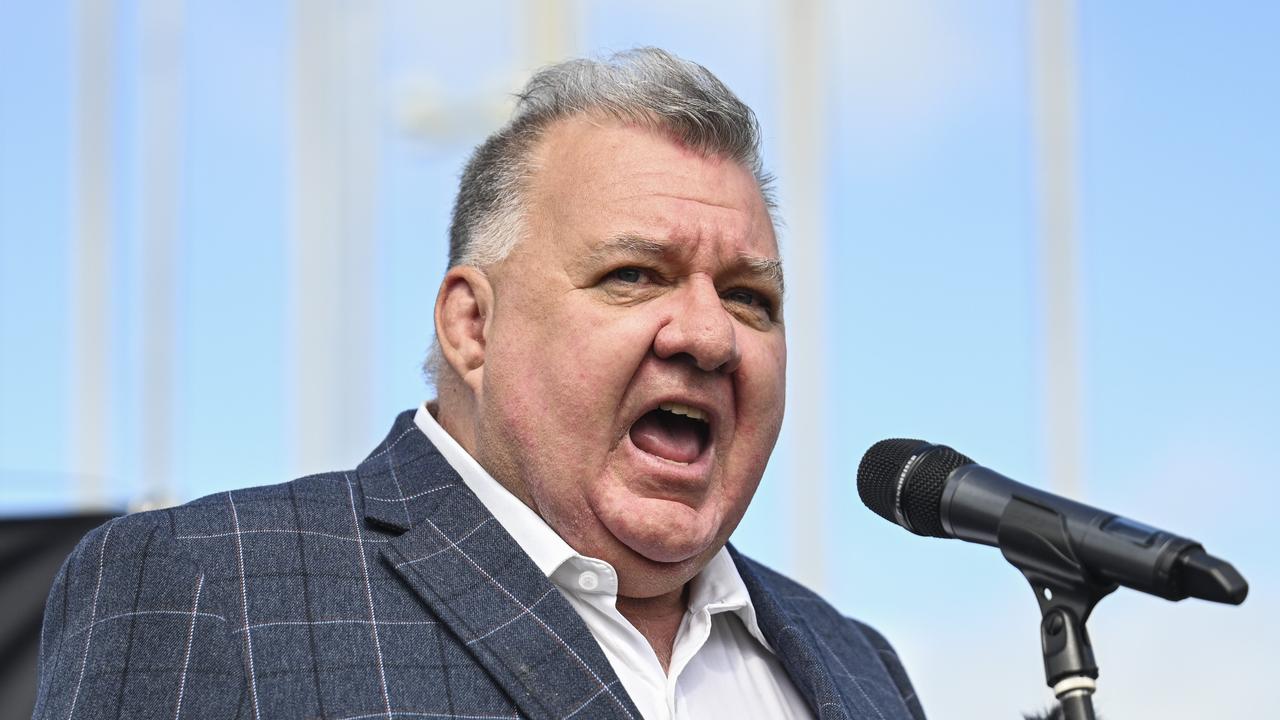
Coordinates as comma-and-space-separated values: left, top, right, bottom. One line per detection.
34, 48, 924, 720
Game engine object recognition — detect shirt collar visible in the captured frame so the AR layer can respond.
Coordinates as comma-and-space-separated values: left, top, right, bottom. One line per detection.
414, 401, 774, 652
685, 543, 775, 652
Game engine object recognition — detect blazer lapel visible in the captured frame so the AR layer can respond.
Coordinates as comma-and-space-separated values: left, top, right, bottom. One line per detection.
358, 412, 641, 720
732, 546, 916, 720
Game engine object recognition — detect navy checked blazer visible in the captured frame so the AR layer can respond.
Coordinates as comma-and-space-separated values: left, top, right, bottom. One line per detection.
33, 411, 926, 720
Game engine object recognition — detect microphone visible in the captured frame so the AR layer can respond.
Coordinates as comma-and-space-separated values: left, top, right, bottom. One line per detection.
857, 439, 1248, 605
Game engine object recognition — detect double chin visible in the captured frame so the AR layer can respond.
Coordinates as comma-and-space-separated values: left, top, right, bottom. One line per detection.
591, 483, 722, 564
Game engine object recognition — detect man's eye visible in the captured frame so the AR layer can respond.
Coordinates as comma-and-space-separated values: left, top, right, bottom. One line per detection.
725, 289, 764, 307
724, 289, 778, 323
611, 267, 647, 283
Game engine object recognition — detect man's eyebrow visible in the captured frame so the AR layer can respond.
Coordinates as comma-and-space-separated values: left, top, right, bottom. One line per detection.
740, 254, 785, 297
586, 233, 671, 262
586, 232, 785, 295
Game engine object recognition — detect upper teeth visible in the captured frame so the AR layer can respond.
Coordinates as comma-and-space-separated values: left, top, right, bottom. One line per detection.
659, 402, 708, 422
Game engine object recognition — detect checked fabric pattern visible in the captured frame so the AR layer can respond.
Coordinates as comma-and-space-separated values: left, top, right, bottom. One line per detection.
33, 410, 925, 720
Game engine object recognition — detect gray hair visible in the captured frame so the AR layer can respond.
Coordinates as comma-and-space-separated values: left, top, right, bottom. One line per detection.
428, 47, 775, 381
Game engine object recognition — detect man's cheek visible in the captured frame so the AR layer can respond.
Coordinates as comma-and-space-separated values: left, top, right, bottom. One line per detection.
564, 310, 657, 354
740, 343, 787, 418
555, 319, 655, 388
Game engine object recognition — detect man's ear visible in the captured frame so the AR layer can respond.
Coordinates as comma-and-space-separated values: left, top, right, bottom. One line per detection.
434, 266, 494, 393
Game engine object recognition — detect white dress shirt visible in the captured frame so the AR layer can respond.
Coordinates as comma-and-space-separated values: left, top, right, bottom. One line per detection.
414, 403, 813, 720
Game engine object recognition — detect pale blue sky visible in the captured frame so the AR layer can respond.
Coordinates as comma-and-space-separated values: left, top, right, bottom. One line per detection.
1, 2, 1276, 717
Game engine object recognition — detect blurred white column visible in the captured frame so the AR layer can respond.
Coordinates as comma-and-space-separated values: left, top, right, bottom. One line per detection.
780, 0, 830, 592
72, 0, 115, 508
528, 0, 575, 68
290, 0, 380, 474
336, 0, 379, 465
395, 4, 525, 145
135, 0, 183, 510
1031, 0, 1084, 498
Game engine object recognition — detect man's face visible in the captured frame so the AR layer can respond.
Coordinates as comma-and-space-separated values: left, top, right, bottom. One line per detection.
472, 117, 786, 597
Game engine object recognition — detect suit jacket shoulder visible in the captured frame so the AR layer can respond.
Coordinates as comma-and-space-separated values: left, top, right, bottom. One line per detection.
34, 496, 250, 719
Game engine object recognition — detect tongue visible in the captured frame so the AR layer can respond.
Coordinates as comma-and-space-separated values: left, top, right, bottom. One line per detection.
629, 410, 704, 464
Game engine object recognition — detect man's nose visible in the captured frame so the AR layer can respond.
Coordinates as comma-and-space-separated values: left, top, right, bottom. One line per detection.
652, 277, 742, 373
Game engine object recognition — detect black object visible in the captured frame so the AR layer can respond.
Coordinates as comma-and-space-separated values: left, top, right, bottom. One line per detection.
0, 512, 119, 720
857, 438, 1249, 720
857, 439, 1248, 604
1024, 707, 1076, 720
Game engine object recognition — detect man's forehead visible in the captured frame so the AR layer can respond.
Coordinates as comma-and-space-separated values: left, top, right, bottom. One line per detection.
536, 116, 768, 207
528, 116, 780, 274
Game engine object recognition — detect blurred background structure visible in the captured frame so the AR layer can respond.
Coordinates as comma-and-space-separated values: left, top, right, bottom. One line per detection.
1, 1, 1276, 717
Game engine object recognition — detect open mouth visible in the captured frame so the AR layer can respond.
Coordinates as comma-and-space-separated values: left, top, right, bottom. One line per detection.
628, 402, 711, 465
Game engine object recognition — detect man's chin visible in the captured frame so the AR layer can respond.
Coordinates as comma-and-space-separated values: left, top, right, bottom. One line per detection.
614, 531, 708, 565
594, 494, 721, 565
608, 537, 713, 600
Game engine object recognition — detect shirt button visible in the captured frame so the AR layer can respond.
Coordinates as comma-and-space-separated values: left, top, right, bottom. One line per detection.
578, 571, 600, 591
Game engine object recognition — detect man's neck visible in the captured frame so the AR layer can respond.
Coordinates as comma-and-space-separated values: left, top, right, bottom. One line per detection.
616, 585, 689, 672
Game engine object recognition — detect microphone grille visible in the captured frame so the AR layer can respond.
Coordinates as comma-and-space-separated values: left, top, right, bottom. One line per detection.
857, 439, 933, 525
899, 444, 974, 537
858, 438, 974, 537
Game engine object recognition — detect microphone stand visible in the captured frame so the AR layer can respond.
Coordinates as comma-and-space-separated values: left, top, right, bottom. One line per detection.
997, 498, 1118, 720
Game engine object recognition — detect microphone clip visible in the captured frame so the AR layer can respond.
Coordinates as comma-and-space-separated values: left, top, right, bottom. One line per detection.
997, 496, 1117, 720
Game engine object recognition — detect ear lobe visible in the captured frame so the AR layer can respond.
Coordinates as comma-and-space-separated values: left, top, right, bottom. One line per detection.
434, 266, 493, 391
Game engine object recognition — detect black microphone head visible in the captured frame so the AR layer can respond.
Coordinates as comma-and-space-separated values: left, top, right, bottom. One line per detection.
857, 439, 932, 525
858, 438, 975, 538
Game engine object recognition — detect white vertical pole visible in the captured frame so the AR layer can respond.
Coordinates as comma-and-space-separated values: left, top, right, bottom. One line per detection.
136, 0, 182, 510
336, 0, 379, 463
291, 0, 342, 475
290, 0, 379, 475
1031, 0, 1084, 498
528, 0, 574, 69
72, 0, 115, 509
780, 0, 830, 591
